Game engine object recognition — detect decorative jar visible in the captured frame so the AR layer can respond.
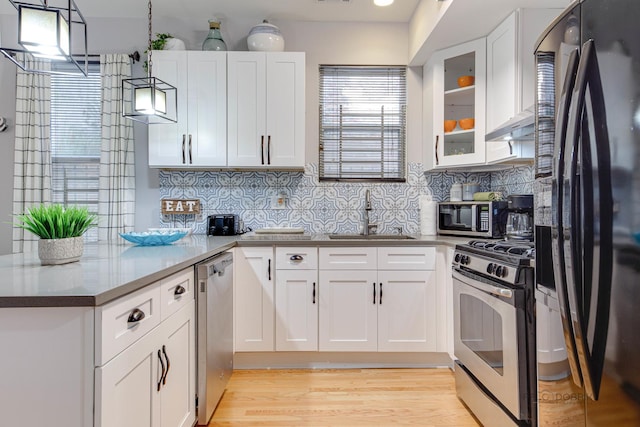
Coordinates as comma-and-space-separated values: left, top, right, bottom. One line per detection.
202, 18, 227, 51
247, 20, 285, 52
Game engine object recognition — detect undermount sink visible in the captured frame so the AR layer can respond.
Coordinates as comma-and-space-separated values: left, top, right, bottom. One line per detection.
327, 234, 416, 240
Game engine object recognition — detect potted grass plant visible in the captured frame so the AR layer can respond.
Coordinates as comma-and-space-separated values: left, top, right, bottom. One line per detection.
15, 204, 97, 265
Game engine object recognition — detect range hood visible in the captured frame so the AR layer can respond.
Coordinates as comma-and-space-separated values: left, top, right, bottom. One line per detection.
485, 108, 535, 142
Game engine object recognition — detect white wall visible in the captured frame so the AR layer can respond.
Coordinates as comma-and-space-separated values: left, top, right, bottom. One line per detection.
0, 15, 418, 254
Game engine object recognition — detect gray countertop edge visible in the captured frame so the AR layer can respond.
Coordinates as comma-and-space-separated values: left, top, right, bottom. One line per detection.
0, 235, 466, 308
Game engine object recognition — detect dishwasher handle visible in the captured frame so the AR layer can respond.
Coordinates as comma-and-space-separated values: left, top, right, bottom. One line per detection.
202, 253, 233, 278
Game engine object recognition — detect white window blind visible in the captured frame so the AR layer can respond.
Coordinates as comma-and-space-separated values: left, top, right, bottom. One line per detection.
50, 63, 101, 241
319, 65, 407, 181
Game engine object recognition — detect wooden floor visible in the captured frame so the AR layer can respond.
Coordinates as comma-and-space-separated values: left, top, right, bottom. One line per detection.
209, 368, 480, 426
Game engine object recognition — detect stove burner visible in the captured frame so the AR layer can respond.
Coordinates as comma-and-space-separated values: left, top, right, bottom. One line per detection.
466, 239, 535, 259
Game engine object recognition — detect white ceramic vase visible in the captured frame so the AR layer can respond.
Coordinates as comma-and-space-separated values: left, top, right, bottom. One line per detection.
247, 20, 285, 52
38, 236, 84, 265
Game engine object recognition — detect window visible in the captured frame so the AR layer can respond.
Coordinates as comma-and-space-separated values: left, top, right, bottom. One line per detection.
319, 65, 406, 181
50, 63, 101, 241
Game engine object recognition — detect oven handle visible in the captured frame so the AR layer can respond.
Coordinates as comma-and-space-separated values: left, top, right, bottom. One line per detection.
471, 205, 477, 232
452, 268, 512, 299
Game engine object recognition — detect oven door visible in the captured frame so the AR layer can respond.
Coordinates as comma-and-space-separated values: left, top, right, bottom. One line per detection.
453, 267, 525, 419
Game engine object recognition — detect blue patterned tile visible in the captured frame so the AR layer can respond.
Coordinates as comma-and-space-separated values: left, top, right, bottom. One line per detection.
157, 162, 535, 233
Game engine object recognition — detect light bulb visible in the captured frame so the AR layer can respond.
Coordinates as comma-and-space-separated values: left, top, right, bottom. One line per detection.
374, 0, 394, 6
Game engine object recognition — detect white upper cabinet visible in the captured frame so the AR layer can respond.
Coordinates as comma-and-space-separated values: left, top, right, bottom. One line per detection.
149, 51, 227, 168
227, 52, 305, 168
424, 38, 487, 170
485, 8, 562, 163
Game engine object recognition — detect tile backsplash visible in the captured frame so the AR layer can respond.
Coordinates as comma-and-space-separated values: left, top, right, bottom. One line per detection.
159, 163, 534, 234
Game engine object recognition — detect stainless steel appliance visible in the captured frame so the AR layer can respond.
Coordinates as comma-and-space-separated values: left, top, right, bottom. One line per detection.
453, 240, 536, 426
437, 201, 508, 238
534, 0, 640, 424
505, 195, 534, 241
207, 214, 240, 236
196, 252, 233, 425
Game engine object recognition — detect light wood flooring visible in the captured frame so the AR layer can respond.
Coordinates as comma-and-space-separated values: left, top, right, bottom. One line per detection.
209, 368, 480, 426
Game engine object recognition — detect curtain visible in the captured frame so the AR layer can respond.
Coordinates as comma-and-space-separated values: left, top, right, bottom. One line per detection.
12, 56, 52, 253
98, 54, 135, 241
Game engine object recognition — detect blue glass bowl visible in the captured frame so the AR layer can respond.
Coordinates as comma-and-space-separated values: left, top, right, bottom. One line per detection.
119, 231, 187, 246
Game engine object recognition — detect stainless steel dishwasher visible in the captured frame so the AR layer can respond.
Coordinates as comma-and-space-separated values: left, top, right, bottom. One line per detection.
196, 251, 233, 425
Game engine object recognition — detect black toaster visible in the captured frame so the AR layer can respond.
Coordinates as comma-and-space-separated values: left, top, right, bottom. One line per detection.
207, 214, 240, 236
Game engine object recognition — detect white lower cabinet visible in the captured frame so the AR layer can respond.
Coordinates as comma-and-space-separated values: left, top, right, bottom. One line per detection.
234, 247, 275, 351
377, 270, 437, 352
318, 247, 437, 352
319, 269, 378, 351
234, 245, 445, 355
275, 247, 318, 351
95, 269, 196, 427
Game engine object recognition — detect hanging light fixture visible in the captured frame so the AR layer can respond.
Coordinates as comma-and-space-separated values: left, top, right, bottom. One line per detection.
122, 0, 177, 124
0, 0, 88, 75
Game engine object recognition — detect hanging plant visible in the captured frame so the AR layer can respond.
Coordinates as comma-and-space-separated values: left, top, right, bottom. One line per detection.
143, 32, 173, 72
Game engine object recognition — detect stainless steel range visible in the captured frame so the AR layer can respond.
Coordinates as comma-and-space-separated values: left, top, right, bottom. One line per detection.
452, 239, 536, 427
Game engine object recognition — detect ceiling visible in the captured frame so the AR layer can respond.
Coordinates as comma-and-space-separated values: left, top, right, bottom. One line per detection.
0, 0, 572, 27
0, 0, 422, 23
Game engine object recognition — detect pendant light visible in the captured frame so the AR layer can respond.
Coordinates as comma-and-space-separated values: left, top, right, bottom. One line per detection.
0, 0, 88, 76
122, 0, 177, 123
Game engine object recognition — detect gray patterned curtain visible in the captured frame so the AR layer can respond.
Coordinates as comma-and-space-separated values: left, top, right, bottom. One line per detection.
12, 56, 52, 253
98, 54, 135, 241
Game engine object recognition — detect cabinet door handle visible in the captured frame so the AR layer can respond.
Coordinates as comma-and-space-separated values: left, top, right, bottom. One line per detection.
435, 135, 439, 166
379, 282, 383, 305
312, 282, 316, 304
188, 134, 193, 164
373, 282, 376, 304
290, 254, 303, 262
268, 259, 271, 281
261, 135, 265, 165
162, 345, 170, 385
181, 134, 186, 164
174, 285, 186, 296
127, 308, 145, 323
157, 349, 165, 391
267, 135, 271, 165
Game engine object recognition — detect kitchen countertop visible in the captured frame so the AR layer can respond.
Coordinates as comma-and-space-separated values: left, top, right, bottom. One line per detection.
0, 233, 467, 308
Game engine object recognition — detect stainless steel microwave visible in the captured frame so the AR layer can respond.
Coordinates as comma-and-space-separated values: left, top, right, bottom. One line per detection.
437, 201, 508, 238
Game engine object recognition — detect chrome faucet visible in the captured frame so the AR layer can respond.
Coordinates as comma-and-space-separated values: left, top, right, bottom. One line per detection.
363, 189, 376, 235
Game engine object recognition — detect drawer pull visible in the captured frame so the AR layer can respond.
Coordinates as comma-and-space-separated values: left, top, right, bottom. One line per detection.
174, 285, 186, 296
157, 349, 165, 391
162, 345, 170, 385
379, 282, 383, 305
127, 308, 145, 323
290, 255, 304, 262
312, 282, 316, 304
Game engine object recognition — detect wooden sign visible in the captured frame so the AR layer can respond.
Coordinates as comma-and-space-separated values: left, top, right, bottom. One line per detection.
161, 199, 201, 215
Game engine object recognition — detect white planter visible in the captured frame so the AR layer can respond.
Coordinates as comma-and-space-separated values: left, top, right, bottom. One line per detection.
38, 236, 84, 265
164, 37, 186, 50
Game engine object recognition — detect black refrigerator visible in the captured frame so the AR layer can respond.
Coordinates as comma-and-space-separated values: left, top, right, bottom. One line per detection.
534, 0, 640, 425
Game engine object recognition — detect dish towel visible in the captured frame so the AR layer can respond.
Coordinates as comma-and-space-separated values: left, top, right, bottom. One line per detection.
419, 195, 437, 235
473, 191, 503, 201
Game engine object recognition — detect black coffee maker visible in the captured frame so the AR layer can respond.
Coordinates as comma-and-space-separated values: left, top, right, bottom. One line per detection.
505, 194, 533, 240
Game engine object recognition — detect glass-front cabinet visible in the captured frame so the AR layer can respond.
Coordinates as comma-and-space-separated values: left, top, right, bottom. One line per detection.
424, 38, 486, 170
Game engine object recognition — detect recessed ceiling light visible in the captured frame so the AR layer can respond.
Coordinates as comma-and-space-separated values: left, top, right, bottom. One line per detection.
374, 0, 394, 6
